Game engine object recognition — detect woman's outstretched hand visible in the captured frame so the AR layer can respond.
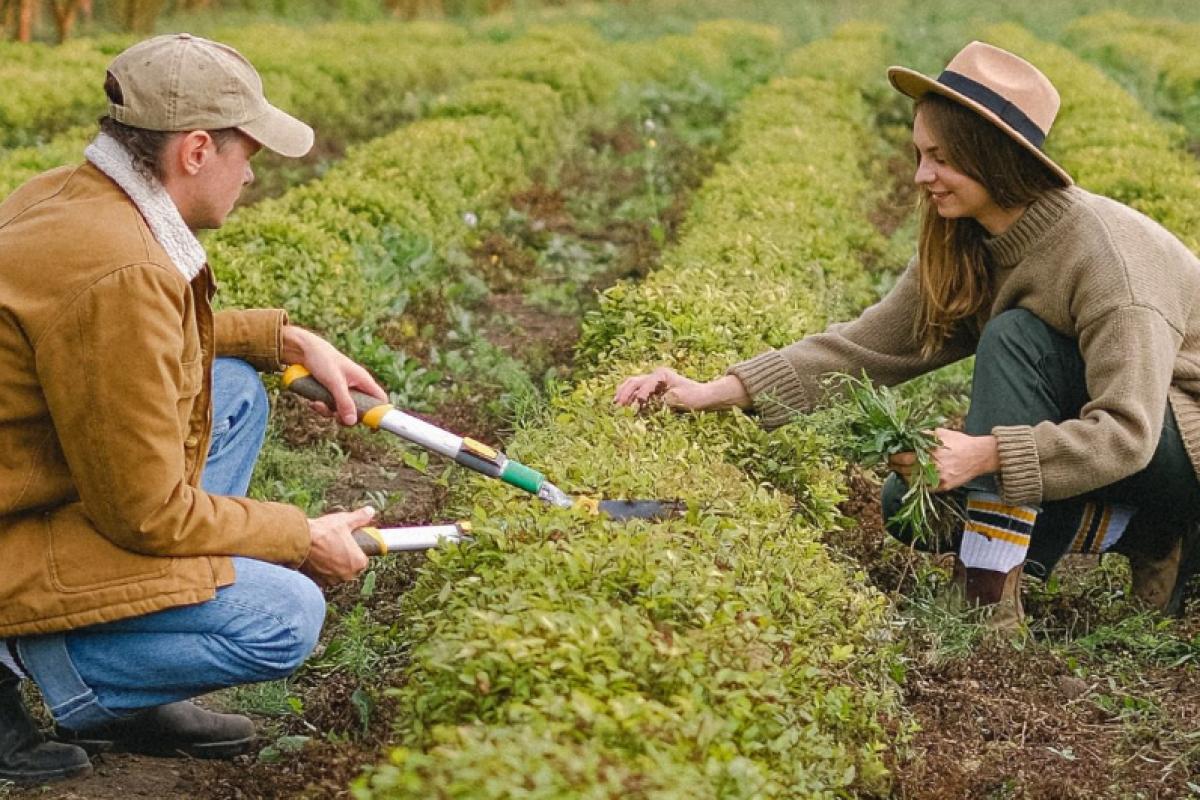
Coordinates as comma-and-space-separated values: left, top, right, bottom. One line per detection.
613, 368, 751, 412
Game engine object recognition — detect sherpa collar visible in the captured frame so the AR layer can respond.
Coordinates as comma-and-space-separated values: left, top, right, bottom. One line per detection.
85, 133, 207, 282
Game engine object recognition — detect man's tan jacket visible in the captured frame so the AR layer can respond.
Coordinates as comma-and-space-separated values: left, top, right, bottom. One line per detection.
0, 163, 311, 637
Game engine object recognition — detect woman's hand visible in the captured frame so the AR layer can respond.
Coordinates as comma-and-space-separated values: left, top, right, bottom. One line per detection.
613, 368, 751, 412
888, 428, 999, 492
282, 326, 387, 426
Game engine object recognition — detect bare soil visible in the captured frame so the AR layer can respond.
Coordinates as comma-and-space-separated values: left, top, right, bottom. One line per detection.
832, 468, 1200, 799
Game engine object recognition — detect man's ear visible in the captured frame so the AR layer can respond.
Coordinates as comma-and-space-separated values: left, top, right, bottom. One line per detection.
173, 130, 215, 177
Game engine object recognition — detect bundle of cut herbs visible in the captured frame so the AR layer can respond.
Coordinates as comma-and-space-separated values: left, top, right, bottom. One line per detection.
823, 372, 961, 546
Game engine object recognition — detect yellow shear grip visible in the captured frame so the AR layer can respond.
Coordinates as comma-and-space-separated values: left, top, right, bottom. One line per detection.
361, 403, 394, 430
282, 364, 311, 387
360, 526, 388, 554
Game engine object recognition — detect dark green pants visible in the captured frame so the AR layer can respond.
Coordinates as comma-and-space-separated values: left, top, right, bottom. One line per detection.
883, 309, 1200, 577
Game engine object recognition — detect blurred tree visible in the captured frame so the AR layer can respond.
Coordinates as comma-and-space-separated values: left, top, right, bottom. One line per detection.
386, 0, 443, 19
1, 0, 38, 41
112, 0, 167, 32
49, 0, 87, 40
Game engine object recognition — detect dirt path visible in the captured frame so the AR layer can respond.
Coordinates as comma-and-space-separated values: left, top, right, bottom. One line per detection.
833, 469, 1200, 799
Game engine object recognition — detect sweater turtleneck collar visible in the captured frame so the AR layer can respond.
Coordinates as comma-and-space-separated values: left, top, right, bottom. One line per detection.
983, 187, 1078, 268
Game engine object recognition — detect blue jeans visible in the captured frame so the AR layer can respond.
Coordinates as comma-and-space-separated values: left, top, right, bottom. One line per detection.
16, 359, 326, 730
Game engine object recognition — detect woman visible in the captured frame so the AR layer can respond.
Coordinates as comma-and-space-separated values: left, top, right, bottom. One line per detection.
614, 41, 1200, 627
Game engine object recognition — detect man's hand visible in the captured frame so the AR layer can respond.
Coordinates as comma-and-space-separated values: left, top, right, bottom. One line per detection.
889, 428, 1000, 492
302, 505, 374, 587
613, 368, 751, 412
282, 326, 387, 425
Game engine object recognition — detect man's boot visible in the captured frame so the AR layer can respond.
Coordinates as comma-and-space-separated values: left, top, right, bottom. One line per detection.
57, 700, 255, 759
948, 558, 1025, 631
0, 669, 92, 785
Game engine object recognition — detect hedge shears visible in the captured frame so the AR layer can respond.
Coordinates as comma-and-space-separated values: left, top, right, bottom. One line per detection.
283, 366, 683, 554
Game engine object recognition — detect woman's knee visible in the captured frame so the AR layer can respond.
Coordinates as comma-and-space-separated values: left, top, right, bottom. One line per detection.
975, 309, 1061, 367
881, 473, 922, 548
880, 473, 961, 553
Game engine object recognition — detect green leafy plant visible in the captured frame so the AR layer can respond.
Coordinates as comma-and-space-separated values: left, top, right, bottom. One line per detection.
831, 372, 957, 545
356, 24, 904, 800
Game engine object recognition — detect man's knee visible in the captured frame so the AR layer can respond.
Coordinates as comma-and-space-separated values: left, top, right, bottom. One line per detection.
224, 564, 326, 680
267, 572, 325, 677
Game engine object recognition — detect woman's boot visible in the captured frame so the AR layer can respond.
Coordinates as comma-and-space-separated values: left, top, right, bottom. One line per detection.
948, 558, 1025, 631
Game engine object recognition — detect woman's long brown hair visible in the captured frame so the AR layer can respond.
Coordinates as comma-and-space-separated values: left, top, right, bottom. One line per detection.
913, 94, 1068, 356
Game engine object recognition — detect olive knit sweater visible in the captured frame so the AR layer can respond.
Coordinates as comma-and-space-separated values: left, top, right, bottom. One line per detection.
728, 186, 1200, 507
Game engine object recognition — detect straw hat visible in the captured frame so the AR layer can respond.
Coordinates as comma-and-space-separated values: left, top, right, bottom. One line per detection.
888, 41, 1072, 185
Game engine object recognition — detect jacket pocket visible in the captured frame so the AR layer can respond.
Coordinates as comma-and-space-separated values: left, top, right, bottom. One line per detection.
46, 506, 170, 593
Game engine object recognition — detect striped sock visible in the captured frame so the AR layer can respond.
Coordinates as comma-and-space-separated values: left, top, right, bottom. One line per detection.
1069, 501, 1135, 555
959, 491, 1038, 573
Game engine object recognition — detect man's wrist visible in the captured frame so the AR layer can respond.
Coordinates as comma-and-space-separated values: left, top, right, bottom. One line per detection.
280, 325, 313, 365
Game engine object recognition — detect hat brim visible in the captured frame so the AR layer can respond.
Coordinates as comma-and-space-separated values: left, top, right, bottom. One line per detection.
238, 104, 313, 159
887, 65, 1073, 186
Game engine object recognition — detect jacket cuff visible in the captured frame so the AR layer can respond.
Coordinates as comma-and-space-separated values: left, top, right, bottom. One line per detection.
727, 350, 810, 431
274, 502, 312, 568
992, 425, 1043, 506
214, 309, 291, 373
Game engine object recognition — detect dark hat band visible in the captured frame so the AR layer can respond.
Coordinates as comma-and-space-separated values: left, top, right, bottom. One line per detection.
937, 70, 1046, 150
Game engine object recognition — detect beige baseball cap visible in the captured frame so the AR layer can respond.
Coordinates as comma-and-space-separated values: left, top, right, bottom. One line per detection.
106, 33, 313, 158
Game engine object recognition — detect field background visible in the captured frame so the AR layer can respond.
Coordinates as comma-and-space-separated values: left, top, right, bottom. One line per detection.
5, 1, 1200, 798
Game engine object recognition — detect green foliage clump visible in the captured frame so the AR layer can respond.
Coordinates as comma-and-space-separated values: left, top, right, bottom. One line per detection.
0, 39, 116, 149
355, 23, 904, 799
0, 126, 95, 199
1064, 11, 1200, 138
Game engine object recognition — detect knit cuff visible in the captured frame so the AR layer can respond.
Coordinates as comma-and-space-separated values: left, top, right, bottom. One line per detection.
992, 425, 1043, 506
726, 350, 811, 431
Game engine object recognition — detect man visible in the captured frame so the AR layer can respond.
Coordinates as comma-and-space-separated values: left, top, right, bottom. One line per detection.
0, 33, 382, 784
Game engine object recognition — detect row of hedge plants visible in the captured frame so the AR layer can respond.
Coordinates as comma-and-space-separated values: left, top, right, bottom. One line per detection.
0, 20, 537, 198
985, 23, 1200, 252
1063, 11, 1200, 141
208, 21, 783, 399
353, 23, 906, 799
0, 19, 514, 150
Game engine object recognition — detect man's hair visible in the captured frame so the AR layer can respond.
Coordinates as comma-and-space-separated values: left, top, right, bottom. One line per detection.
101, 72, 243, 183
